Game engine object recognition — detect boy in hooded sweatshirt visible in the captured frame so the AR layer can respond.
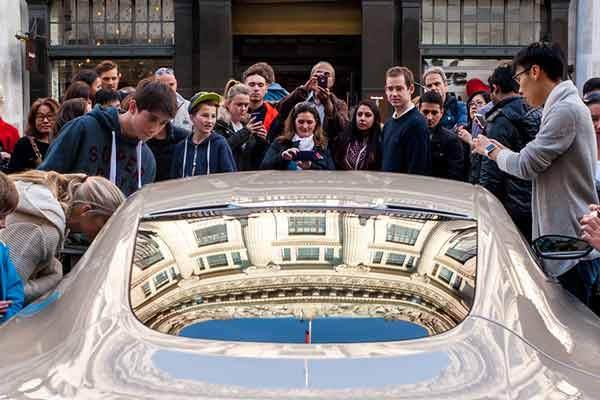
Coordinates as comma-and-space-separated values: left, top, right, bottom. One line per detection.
0, 172, 24, 323
170, 92, 236, 178
39, 80, 177, 196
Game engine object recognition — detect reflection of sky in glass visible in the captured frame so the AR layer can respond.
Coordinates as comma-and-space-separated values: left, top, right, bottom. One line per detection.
180, 317, 428, 343
153, 350, 449, 389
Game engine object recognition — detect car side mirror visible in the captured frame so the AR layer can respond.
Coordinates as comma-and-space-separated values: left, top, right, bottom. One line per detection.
532, 235, 593, 260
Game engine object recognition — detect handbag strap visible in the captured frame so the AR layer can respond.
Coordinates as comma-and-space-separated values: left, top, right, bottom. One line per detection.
27, 136, 43, 165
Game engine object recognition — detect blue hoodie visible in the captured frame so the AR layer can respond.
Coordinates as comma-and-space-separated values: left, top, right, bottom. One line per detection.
0, 242, 24, 323
39, 105, 156, 197
170, 132, 236, 178
264, 82, 290, 102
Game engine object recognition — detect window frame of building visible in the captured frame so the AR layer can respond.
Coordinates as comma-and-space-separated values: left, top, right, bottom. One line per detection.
288, 216, 326, 236
386, 253, 407, 267
141, 282, 152, 297
134, 232, 164, 270
296, 247, 320, 261
372, 251, 384, 264
196, 257, 206, 271
438, 266, 454, 284
232, 251, 243, 266
194, 225, 228, 247
282, 248, 291, 262
206, 253, 229, 268
324, 248, 335, 262
446, 231, 477, 264
386, 224, 420, 246
153, 270, 170, 290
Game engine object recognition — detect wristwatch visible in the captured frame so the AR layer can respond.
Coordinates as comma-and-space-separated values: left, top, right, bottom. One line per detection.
484, 143, 497, 157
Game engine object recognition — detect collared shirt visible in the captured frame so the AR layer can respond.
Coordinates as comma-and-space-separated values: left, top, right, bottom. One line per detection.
306, 91, 326, 124
392, 103, 415, 120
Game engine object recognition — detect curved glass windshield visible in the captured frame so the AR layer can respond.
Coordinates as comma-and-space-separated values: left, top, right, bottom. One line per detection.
130, 206, 476, 342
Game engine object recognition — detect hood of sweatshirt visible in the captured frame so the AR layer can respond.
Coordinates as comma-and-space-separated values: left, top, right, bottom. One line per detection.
87, 105, 145, 190
265, 82, 290, 102
544, 80, 579, 114
180, 132, 228, 177
10, 181, 66, 241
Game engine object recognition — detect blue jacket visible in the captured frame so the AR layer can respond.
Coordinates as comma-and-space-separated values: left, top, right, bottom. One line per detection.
264, 82, 290, 102
170, 132, 236, 178
441, 95, 468, 130
39, 105, 157, 197
0, 242, 24, 323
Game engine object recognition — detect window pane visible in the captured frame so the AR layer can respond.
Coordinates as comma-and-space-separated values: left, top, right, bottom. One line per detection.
423, 0, 433, 20
232, 252, 242, 265
422, 22, 433, 45
136, 23, 148, 43
78, 23, 90, 44
491, 23, 504, 45
136, 0, 148, 21
106, 23, 118, 43
325, 248, 334, 261
163, 0, 175, 20
149, 0, 162, 21
195, 225, 228, 247
434, 22, 447, 45
491, 0, 504, 20
438, 267, 453, 284
120, 0, 133, 20
196, 257, 206, 270
520, 1, 533, 22
463, 0, 477, 22
448, 22, 460, 45
297, 248, 320, 261
506, 22, 520, 45
153, 270, 170, 289
77, 0, 89, 22
434, 0, 447, 21
463, 22, 476, 45
282, 248, 291, 261
93, 1, 105, 22
372, 251, 383, 264
386, 253, 406, 267
520, 24, 533, 44
142, 282, 152, 297
106, 0, 119, 20
163, 22, 175, 45
432, 263, 439, 276
477, 0, 491, 22
477, 23, 490, 45
406, 256, 415, 269
453, 275, 463, 290
149, 22, 161, 43
93, 23, 104, 44
386, 225, 421, 245
207, 254, 229, 268
447, 0, 460, 21
506, 0, 520, 21
120, 23, 132, 41
289, 216, 326, 235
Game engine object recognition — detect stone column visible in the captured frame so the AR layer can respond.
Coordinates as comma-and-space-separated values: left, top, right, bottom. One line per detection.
575, 0, 600, 91
242, 214, 277, 267
0, 0, 28, 134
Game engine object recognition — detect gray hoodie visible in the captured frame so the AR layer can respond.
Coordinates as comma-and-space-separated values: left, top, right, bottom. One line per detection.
0, 181, 66, 302
496, 80, 599, 276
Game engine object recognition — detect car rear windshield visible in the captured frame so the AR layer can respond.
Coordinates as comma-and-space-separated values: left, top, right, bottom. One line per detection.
130, 206, 476, 343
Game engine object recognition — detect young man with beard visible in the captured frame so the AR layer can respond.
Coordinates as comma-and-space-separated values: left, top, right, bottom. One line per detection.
39, 80, 176, 196
382, 66, 431, 175
473, 42, 599, 310
418, 91, 464, 181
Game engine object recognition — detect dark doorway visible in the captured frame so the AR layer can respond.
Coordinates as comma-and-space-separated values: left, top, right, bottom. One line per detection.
233, 36, 361, 107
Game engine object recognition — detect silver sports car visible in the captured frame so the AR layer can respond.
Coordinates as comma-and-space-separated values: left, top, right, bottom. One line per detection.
2, 171, 600, 399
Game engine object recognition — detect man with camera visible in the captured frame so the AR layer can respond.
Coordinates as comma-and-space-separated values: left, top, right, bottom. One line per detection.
273, 61, 349, 147
479, 64, 541, 242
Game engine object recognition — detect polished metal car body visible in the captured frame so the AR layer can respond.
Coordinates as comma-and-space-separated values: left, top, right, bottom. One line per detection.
1, 171, 600, 399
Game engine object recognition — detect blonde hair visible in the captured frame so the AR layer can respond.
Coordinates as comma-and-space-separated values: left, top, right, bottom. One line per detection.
0, 172, 19, 215
10, 170, 124, 216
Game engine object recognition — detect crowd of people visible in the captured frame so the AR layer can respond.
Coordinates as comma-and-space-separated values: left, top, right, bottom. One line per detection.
1, 40, 600, 322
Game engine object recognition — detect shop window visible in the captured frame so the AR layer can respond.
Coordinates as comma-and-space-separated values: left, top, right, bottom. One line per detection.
50, 0, 175, 46
421, 0, 543, 46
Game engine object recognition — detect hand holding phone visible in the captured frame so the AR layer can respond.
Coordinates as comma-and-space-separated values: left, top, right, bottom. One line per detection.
474, 113, 487, 129
317, 75, 328, 89
295, 150, 316, 162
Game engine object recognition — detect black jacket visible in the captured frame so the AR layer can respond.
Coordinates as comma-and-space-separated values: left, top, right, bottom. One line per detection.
213, 119, 269, 171
146, 122, 188, 182
480, 96, 541, 228
259, 139, 335, 171
430, 124, 465, 181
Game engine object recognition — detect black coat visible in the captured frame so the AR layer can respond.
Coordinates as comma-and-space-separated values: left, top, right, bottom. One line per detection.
430, 124, 465, 181
146, 122, 188, 182
214, 119, 269, 171
259, 139, 335, 171
480, 96, 541, 239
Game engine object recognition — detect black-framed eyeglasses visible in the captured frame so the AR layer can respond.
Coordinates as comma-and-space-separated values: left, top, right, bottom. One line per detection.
512, 66, 532, 85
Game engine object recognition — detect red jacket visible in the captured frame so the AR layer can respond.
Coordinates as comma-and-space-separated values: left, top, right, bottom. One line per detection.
263, 102, 279, 133
0, 117, 19, 153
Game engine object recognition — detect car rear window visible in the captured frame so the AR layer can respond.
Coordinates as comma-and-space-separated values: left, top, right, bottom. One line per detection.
130, 206, 476, 343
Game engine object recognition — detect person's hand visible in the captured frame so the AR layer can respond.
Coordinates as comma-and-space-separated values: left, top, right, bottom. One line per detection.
472, 135, 504, 156
303, 76, 318, 92
296, 160, 312, 169
457, 127, 473, 147
580, 208, 600, 250
246, 117, 264, 135
282, 148, 299, 161
0, 300, 11, 318
0, 152, 10, 160
315, 86, 334, 116
255, 126, 268, 141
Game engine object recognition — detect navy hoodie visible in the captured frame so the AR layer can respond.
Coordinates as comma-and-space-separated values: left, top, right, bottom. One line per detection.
39, 105, 156, 197
170, 132, 236, 178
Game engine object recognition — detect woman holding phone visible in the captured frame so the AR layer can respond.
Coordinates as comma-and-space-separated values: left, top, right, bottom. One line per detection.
259, 102, 334, 171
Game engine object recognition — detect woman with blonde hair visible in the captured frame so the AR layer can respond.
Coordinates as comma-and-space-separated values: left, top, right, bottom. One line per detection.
0, 170, 124, 303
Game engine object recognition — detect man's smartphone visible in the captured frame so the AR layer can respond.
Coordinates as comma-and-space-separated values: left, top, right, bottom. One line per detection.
295, 150, 315, 162
317, 75, 328, 89
474, 113, 487, 129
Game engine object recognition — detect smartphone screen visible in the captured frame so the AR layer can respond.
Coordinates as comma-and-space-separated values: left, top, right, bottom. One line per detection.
474, 113, 487, 128
317, 75, 327, 89
250, 111, 265, 123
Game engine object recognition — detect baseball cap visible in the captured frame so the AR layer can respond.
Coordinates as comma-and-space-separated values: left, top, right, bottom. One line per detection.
583, 92, 600, 106
188, 92, 222, 114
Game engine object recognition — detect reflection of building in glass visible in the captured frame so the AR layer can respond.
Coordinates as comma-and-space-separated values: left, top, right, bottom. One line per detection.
131, 209, 477, 338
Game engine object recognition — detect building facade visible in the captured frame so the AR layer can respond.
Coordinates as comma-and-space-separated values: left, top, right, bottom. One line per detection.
20, 0, 572, 115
